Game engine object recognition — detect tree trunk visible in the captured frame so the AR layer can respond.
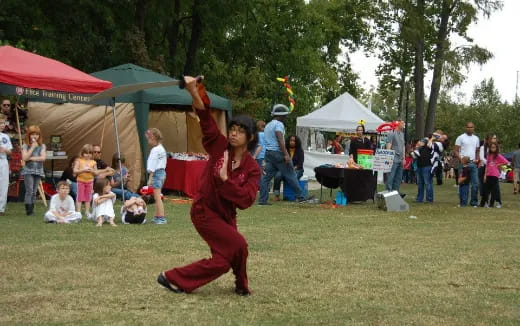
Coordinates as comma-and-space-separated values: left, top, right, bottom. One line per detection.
397, 69, 406, 118
168, 0, 181, 75
184, 0, 203, 76
413, 0, 426, 138
135, 0, 147, 32
425, 0, 451, 135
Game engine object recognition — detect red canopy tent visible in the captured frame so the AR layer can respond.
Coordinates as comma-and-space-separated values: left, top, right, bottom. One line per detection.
0, 45, 112, 94
0, 46, 123, 202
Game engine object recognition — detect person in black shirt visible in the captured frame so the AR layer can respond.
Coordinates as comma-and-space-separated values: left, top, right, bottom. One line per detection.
92, 144, 114, 179
413, 138, 434, 203
349, 125, 371, 164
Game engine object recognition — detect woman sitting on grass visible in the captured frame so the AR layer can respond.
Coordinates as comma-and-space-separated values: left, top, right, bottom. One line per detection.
110, 153, 139, 200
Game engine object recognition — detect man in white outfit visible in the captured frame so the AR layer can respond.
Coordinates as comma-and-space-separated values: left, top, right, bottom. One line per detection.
0, 113, 13, 216
44, 181, 82, 223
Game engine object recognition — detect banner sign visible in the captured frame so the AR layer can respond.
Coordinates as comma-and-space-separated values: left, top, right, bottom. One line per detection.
0, 83, 112, 105
372, 149, 395, 173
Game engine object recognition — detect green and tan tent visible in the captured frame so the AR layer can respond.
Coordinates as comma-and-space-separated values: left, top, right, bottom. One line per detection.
28, 64, 231, 191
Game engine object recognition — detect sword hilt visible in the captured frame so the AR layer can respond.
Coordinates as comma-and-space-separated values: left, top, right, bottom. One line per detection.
179, 75, 203, 89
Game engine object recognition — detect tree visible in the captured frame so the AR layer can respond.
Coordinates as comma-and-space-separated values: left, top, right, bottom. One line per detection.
373, 0, 502, 137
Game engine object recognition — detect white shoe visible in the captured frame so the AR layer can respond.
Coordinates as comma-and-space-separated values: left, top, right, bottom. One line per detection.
495, 204, 502, 208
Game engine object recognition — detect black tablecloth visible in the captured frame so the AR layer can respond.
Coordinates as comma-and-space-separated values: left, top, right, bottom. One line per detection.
314, 167, 377, 202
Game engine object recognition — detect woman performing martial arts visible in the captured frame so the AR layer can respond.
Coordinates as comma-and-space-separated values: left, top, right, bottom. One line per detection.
157, 76, 261, 296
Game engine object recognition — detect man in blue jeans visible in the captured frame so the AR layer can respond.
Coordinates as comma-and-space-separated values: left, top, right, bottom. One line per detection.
258, 104, 311, 205
454, 122, 480, 207
385, 120, 406, 197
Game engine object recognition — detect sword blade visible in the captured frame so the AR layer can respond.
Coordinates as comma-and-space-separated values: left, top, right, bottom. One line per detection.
90, 80, 181, 101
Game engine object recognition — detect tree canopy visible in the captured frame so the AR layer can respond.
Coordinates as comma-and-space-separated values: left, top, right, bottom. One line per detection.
1, 0, 513, 144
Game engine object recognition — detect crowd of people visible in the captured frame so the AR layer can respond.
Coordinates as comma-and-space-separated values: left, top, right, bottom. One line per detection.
3, 85, 520, 297
0, 101, 169, 224
389, 121, 518, 208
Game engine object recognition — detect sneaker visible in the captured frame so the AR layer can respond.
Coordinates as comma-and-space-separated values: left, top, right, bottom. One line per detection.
152, 217, 167, 224
297, 195, 315, 203
495, 203, 502, 208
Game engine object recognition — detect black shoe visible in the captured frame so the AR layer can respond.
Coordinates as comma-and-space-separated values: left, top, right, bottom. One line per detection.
235, 288, 251, 296
257, 202, 272, 206
400, 193, 407, 199
297, 195, 315, 203
157, 273, 184, 293
25, 204, 33, 216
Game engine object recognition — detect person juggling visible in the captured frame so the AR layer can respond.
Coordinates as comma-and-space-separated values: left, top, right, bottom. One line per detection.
157, 76, 260, 296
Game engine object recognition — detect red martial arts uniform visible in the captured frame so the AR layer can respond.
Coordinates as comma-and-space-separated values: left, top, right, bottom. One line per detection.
164, 86, 260, 294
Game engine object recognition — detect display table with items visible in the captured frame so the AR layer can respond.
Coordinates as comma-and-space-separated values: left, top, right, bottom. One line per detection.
163, 153, 208, 198
314, 165, 377, 202
302, 150, 350, 179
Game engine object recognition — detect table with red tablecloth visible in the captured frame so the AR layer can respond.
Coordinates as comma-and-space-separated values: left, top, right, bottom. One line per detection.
163, 158, 207, 198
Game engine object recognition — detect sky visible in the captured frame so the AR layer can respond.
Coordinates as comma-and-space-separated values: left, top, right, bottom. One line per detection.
350, 0, 520, 104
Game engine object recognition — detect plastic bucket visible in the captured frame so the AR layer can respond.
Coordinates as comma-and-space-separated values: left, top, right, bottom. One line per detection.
357, 149, 374, 169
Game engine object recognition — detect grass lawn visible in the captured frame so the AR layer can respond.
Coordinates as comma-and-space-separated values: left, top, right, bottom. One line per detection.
1, 180, 519, 325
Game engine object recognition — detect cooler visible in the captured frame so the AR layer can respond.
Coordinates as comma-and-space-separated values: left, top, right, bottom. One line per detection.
283, 179, 308, 201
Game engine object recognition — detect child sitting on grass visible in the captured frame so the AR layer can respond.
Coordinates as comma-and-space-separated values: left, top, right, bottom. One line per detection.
44, 181, 82, 224
121, 196, 147, 224
92, 178, 117, 227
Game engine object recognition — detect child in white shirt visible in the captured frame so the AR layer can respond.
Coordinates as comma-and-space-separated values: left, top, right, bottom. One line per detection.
92, 178, 117, 227
44, 181, 82, 223
0, 114, 13, 215
146, 128, 168, 224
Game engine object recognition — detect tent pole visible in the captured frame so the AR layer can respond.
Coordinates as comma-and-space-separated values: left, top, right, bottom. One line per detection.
100, 105, 108, 148
111, 101, 125, 202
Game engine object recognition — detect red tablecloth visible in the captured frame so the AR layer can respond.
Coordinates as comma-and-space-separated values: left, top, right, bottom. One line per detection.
163, 158, 207, 198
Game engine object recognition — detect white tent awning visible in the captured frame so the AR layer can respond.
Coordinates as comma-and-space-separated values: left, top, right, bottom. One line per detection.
296, 92, 384, 132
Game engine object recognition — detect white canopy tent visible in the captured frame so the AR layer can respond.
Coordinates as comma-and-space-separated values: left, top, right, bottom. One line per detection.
296, 92, 384, 132
296, 92, 384, 178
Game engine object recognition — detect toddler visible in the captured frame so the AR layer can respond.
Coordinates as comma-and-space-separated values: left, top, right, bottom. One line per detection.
146, 128, 167, 224
458, 156, 471, 207
121, 196, 147, 224
73, 144, 98, 217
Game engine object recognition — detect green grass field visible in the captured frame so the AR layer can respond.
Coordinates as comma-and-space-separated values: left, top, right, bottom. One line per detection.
1, 180, 519, 325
